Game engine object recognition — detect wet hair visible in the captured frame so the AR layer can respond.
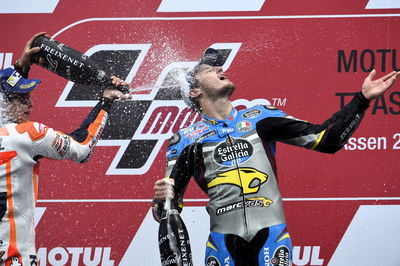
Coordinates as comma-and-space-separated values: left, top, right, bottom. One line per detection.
186, 48, 224, 89
182, 48, 225, 113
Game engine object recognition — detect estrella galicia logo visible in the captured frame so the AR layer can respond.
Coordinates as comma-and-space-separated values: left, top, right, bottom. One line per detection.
271, 246, 290, 266
214, 138, 253, 166
206, 256, 220, 266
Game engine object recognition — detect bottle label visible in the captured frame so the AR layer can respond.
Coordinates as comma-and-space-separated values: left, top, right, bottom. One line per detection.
30, 35, 106, 86
38, 41, 86, 69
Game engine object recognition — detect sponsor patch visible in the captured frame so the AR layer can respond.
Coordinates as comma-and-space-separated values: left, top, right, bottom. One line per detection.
52, 134, 71, 157
206, 256, 220, 266
182, 125, 198, 135
187, 125, 210, 139
216, 197, 273, 215
271, 246, 290, 266
214, 138, 253, 166
242, 108, 261, 119
196, 130, 217, 142
236, 120, 252, 132
217, 127, 234, 137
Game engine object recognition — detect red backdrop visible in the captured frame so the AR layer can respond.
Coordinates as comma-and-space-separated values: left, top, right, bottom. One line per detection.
1, 1, 399, 265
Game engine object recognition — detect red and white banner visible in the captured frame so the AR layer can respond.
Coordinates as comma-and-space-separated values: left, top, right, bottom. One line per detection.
1, 0, 400, 265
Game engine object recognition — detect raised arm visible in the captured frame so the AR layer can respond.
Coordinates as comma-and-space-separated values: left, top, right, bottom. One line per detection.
256, 71, 399, 153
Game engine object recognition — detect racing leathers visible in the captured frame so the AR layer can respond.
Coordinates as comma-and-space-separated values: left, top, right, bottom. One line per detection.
152, 92, 370, 266
0, 97, 113, 266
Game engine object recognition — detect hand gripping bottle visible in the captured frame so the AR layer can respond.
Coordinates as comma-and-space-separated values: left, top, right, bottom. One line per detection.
158, 198, 193, 266
30, 35, 129, 93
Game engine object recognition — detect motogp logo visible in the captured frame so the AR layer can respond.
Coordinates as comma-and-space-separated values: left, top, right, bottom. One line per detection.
56, 42, 270, 175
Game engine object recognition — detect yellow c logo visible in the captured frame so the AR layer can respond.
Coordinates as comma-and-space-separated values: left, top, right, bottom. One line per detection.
207, 168, 268, 195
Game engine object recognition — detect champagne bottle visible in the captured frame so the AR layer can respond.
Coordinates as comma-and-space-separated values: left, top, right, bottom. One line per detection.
30, 35, 129, 93
158, 199, 193, 266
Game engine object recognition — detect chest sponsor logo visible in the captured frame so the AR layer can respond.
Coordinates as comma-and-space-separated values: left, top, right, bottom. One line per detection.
214, 138, 253, 166
236, 120, 252, 132
207, 167, 268, 195
242, 109, 261, 119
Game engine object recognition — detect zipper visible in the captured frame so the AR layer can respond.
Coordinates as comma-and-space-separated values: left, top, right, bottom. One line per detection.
224, 123, 250, 238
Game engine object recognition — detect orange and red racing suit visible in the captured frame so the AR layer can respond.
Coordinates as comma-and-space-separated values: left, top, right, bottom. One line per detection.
0, 97, 112, 265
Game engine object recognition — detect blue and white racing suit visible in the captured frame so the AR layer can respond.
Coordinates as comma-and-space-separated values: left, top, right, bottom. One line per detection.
153, 92, 370, 266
